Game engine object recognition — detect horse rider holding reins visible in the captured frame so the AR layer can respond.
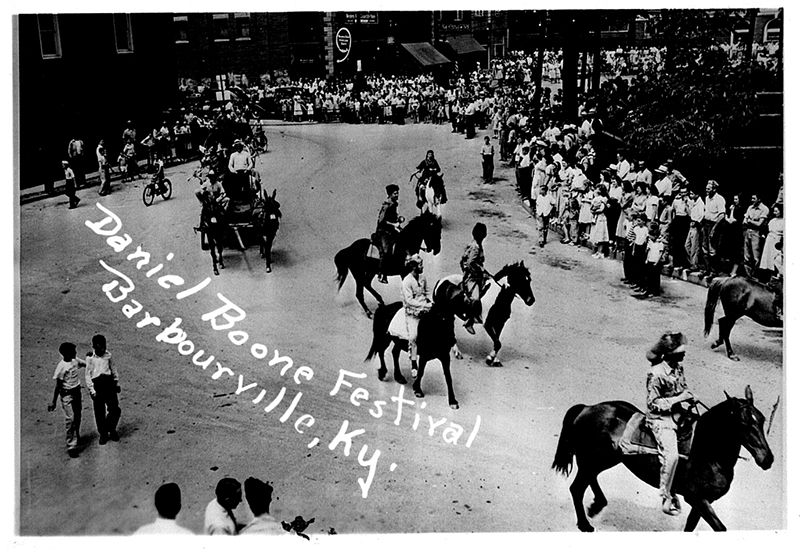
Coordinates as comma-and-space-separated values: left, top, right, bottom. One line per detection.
376, 184, 404, 284
195, 169, 230, 212
645, 332, 696, 516
402, 254, 432, 375
415, 150, 444, 208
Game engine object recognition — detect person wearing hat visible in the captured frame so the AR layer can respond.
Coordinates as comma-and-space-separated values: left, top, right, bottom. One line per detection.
376, 184, 402, 284
685, 187, 706, 274
460, 222, 491, 334
645, 332, 695, 516
61, 160, 80, 209
227, 140, 253, 201
401, 254, 432, 373
195, 169, 229, 211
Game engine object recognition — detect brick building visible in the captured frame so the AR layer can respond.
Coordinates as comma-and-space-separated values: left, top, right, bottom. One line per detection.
17, 13, 175, 189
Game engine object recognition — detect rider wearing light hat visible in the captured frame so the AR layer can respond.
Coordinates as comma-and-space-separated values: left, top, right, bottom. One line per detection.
401, 254, 432, 374
645, 331, 695, 516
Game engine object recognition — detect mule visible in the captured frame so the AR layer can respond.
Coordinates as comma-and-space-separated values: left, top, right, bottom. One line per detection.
365, 301, 459, 408
256, 189, 281, 273
433, 262, 535, 366
551, 385, 774, 532
195, 195, 228, 276
334, 212, 442, 317
704, 276, 782, 361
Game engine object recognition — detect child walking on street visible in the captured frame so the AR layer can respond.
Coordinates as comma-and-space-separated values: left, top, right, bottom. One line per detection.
85, 334, 122, 444
48, 342, 87, 457
62, 160, 81, 209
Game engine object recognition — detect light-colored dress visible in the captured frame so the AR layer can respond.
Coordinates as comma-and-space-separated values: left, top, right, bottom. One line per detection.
589, 195, 609, 243
759, 217, 784, 271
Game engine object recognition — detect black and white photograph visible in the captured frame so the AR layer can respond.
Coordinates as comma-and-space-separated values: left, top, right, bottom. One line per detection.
9, 2, 794, 543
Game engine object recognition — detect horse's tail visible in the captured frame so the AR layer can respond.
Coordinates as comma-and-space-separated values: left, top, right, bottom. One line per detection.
334, 247, 351, 292
365, 302, 403, 362
551, 403, 586, 477
704, 276, 727, 337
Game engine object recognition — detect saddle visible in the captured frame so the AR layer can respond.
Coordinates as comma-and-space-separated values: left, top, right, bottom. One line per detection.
367, 232, 394, 261
618, 412, 695, 459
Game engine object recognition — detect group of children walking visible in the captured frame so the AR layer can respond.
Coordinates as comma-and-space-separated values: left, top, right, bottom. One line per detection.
48, 334, 121, 457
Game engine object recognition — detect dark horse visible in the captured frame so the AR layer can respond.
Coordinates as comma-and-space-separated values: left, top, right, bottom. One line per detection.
255, 189, 281, 273
552, 385, 774, 532
334, 212, 442, 317
704, 276, 782, 361
195, 195, 228, 276
433, 262, 535, 366
365, 301, 459, 408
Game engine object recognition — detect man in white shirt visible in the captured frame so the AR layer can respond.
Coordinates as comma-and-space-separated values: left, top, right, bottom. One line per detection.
535, 184, 556, 248
701, 180, 726, 275
742, 193, 770, 277
654, 165, 672, 196
134, 483, 194, 535
402, 254, 432, 373
227, 141, 253, 200
685, 189, 706, 273
205, 478, 243, 535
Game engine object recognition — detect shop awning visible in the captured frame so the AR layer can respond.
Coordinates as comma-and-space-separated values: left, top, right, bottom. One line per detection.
445, 34, 486, 55
400, 42, 452, 67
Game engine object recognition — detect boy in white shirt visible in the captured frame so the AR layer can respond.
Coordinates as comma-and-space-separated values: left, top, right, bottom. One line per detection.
48, 342, 87, 457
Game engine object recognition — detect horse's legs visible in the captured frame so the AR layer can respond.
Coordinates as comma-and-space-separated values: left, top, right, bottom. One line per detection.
569, 469, 597, 532
412, 358, 428, 399
440, 355, 459, 409
353, 278, 373, 318
484, 323, 503, 367
216, 240, 225, 269
264, 234, 274, 273
451, 341, 463, 360
688, 498, 726, 531
208, 236, 220, 276
392, 343, 406, 384
720, 316, 740, 361
363, 273, 385, 306
683, 506, 702, 532
586, 477, 608, 518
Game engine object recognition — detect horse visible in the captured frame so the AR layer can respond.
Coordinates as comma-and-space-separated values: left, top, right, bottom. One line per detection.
195, 195, 228, 276
551, 385, 774, 532
334, 211, 443, 318
433, 262, 535, 366
364, 301, 460, 409
411, 171, 447, 220
255, 189, 281, 273
704, 276, 782, 361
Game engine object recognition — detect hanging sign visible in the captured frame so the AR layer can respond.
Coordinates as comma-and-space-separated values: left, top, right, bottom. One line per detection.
336, 27, 352, 63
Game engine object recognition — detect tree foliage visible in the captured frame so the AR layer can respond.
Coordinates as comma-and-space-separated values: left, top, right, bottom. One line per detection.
617, 9, 779, 166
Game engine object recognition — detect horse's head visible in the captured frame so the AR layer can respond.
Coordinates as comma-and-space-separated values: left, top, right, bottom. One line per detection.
496, 261, 535, 306
420, 211, 442, 255
726, 385, 774, 470
263, 189, 281, 217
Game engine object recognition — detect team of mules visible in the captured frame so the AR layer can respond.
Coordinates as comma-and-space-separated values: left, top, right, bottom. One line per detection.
195, 189, 281, 275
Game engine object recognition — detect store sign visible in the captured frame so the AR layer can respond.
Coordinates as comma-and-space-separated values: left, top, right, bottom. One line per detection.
345, 12, 378, 25
336, 27, 352, 63
441, 23, 470, 32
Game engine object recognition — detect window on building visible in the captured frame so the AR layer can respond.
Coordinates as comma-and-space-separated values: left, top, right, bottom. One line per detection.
455, 11, 464, 21
174, 15, 188, 43
764, 18, 781, 42
234, 13, 251, 40
37, 14, 61, 58
213, 13, 230, 41
113, 14, 134, 53
474, 11, 485, 17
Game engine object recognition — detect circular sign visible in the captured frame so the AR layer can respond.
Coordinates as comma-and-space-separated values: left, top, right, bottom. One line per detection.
336, 28, 351, 54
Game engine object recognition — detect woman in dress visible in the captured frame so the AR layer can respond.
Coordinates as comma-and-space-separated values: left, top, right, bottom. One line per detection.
759, 204, 784, 272
590, 184, 610, 258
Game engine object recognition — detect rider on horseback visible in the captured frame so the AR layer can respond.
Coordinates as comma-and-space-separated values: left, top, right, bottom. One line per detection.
402, 254, 432, 374
415, 150, 445, 209
376, 184, 403, 284
645, 332, 696, 516
460, 222, 492, 335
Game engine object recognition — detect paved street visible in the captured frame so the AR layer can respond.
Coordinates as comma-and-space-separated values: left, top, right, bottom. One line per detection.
19, 121, 784, 535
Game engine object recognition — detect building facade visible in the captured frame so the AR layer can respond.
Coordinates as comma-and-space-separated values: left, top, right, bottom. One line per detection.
17, 13, 175, 188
